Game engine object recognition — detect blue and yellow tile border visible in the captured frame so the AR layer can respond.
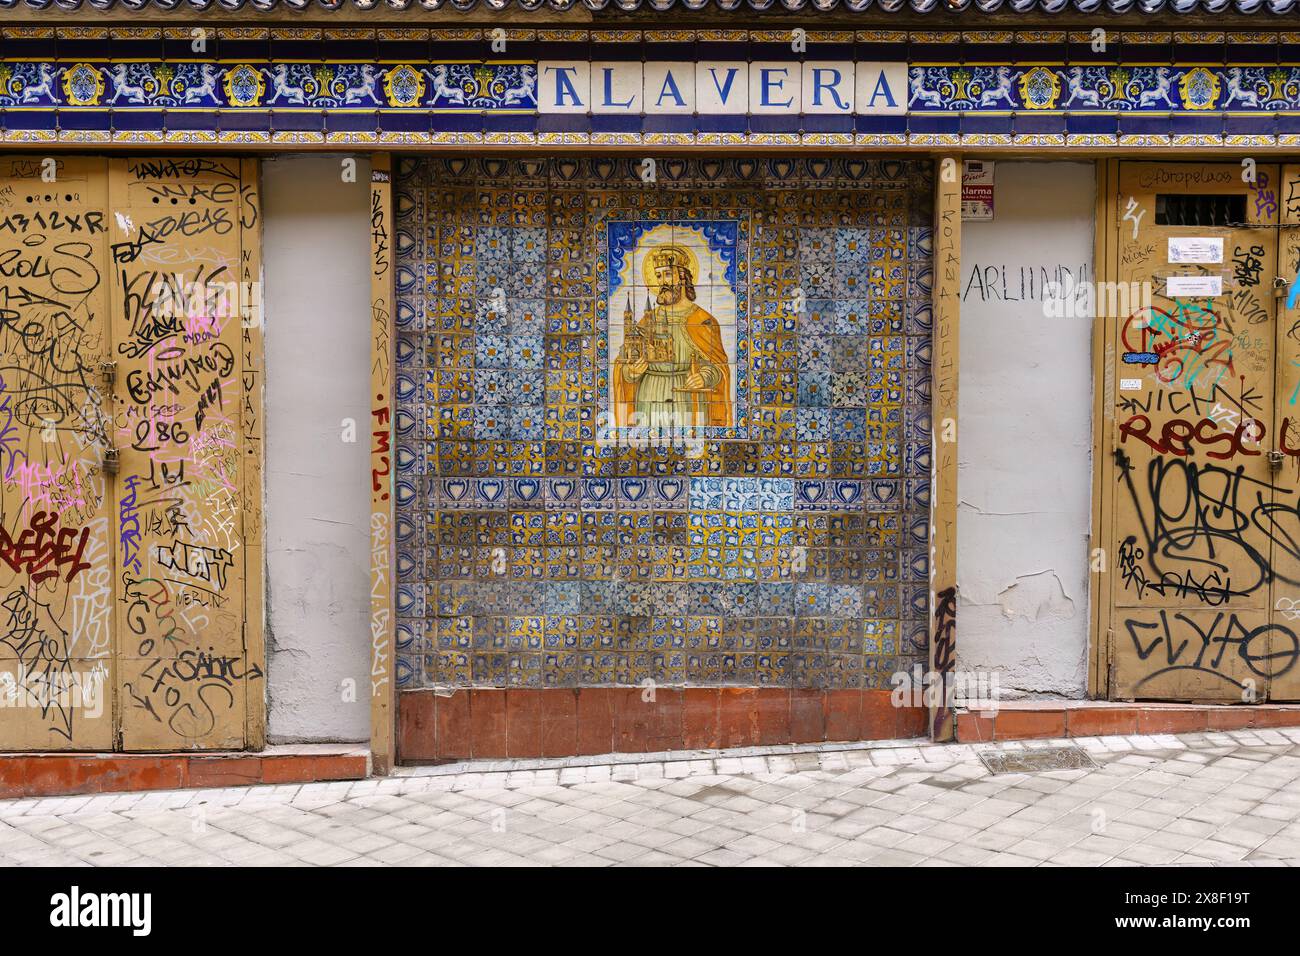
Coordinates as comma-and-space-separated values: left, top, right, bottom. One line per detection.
4, 27, 1300, 147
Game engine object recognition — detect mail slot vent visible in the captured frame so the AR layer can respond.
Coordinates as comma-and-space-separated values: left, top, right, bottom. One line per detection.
1155, 193, 1246, 227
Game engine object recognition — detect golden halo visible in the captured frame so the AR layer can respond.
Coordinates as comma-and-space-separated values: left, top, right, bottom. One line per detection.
640, 242, 699, 285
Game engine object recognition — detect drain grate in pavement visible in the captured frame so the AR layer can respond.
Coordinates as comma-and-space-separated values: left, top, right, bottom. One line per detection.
978, 746, 1098, 775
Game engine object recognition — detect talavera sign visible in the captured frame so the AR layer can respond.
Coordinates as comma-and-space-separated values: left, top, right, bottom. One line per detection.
537, 62, 908, 115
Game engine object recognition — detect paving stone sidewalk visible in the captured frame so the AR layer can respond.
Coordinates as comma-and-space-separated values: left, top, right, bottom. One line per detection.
3, 730, 1300, 866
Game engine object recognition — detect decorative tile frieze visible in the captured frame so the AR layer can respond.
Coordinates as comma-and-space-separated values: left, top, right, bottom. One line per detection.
0, 33, 1296, 146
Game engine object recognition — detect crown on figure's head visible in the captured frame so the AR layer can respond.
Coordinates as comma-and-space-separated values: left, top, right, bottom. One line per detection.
652, 247, 691, 271
641, 242, 698, 287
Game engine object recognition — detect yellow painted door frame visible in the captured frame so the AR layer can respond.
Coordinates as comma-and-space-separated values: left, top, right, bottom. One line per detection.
1088, 159, 1116, 699
368, 154, 396, 774
930, 153, 961, 742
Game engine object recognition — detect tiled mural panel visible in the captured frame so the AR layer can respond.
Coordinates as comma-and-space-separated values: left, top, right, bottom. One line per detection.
391, 156, 933, 692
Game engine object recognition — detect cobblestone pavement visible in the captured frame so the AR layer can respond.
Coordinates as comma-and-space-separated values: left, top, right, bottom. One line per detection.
4, 730, 1300, 866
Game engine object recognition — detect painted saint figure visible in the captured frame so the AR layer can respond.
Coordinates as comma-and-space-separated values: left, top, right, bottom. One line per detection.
613, 244, 732, 431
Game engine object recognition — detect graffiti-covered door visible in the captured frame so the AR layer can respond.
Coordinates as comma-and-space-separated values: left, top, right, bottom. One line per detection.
0, 157, 116, 748
0, 155, 263, 751
1266, 164, 1300, 700
1105, 160, 1293, 701
109, 158, 262, 749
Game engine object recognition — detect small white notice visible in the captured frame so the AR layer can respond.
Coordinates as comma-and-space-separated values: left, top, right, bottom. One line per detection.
1168, 237, 1223, 264
1120, 378, 1143, 391
1166, 275, 1222, 297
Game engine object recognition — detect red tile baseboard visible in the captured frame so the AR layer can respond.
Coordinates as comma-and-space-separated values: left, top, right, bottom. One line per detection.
955, 702, 1300, 743
398, 688, 927, 763
0, 747, 369, 800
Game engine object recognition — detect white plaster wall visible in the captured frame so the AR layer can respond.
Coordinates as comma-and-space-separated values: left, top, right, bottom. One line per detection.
957, 161, 1095, 698
263, 155, 372, 742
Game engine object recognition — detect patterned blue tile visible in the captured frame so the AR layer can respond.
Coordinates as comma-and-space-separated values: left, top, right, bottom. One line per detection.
399, 157, 933, 691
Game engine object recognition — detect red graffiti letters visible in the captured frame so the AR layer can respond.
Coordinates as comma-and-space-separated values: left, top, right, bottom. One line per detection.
0, 510, 91, 584
1120, 414, 1263, 460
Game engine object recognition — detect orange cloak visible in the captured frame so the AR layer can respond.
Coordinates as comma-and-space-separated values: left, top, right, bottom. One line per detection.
613, 304, 732, 429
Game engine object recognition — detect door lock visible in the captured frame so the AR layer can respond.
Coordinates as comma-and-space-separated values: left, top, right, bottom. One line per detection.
102, 448, 120, 476
99, 361, 116, 387
1268, 449, 1285, 471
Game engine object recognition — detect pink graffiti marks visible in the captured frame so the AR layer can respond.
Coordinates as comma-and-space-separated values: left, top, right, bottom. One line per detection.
370, 511, 390, 699
110, 158, 254, 746
0, 161, 115, 748
189, 419, 238, 496
0, 510, 90, 585
126, 340, 235, 407
12, 455, 88, 519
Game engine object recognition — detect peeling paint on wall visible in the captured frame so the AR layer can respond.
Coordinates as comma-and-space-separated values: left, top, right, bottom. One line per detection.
957, 161, 1095, 700
991, 569, 1077, 623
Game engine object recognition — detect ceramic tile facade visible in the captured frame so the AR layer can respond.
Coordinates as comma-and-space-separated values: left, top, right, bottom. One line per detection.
391, 156, 933, 692
7, 28, 1300, 147
20, 58, 1300, 116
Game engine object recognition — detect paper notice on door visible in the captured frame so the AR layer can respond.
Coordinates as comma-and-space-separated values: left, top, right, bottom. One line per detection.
1168, 237, 1224, 264
961, 161, 994, 221
1166, 275, 1222, 297
1120, 378, 1143, 391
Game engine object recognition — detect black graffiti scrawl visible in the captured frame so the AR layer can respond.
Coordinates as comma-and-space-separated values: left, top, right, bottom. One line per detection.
0, 156, 262, 751
111, 157, 260, 749
0, 158, 112, 748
